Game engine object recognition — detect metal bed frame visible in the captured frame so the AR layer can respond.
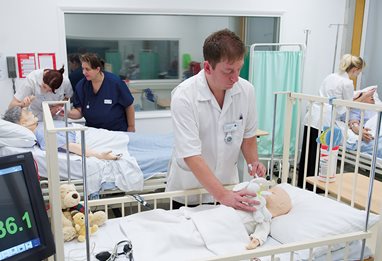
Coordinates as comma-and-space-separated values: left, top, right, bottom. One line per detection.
43, 93, 382, 260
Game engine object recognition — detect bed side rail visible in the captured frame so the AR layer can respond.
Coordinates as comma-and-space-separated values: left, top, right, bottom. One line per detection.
82, 186, 232, 217
201, 231, 372, 261
42, 101, 88, 261
280, 92, 382, 214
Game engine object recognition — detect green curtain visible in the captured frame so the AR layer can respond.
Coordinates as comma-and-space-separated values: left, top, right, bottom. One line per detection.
251, 51, 303, 156
239, 51, 250, 80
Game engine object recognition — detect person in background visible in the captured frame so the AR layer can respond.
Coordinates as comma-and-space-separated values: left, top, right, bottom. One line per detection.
166, 29, 266, 211
3, 106, 121, 160
65, 53, 135, 132
8, 66, 73, 121
119, 54, 139, 80
298, 54, 371, 188
68, 53, 85, 92
347, 86, 382, 156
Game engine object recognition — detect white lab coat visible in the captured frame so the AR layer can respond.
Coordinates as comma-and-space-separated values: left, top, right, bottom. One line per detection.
304, 72, 354, 129
14, 69, 73, 121
166, 70, 257, 204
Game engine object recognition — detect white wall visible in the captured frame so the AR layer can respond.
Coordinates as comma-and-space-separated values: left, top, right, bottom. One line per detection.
0, 0, 347, 116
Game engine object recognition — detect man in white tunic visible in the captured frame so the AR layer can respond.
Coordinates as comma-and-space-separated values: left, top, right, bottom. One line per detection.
166, 29, 266, 211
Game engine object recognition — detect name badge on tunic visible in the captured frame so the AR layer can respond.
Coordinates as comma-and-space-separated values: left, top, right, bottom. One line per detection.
104, 99, 112, 104
223, 122, 238, 144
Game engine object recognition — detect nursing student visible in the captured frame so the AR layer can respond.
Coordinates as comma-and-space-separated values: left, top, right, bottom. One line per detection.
65, 53, 135, 132
298, 54, 372, 188
8, 66, 73, 121
166, 29, 266, 211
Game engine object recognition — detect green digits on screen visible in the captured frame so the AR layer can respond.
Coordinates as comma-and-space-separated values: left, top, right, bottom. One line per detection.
0, 211, 32, 239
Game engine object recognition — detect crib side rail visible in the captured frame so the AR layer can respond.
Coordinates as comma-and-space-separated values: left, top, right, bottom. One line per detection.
280, 92, 382, 212
84, 186, 234, 217
42, 101, 89, 261
201, 231, 372, 261
78, 185, 376, 260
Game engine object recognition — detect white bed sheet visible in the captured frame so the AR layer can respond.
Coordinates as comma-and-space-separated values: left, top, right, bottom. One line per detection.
0, 145, 144, 195
63, 206, 373, 261
0, 123, 173, 194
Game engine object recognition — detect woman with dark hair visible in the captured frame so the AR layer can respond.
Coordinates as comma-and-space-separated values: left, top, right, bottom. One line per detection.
66, 53, 135, 132
8, 66, 73, 121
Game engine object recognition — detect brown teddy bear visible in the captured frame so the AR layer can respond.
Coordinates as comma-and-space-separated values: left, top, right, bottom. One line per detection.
73, 212, 98, 242
60, 183, 107, 234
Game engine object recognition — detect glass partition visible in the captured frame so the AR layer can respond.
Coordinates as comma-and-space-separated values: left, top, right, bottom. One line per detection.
64, 14, 280, 111
67, 38, 179, 80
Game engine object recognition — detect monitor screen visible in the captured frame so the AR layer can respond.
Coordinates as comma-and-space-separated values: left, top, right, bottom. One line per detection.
0, 152, 55, 261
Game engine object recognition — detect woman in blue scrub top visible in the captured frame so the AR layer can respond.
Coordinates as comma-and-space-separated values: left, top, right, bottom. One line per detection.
67, 53, 135, 132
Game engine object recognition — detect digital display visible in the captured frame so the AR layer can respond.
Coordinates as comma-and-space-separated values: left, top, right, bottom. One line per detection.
0, 166, 41, 260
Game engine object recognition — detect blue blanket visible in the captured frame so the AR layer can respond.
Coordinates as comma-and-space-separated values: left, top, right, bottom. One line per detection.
127, 132, 174, 179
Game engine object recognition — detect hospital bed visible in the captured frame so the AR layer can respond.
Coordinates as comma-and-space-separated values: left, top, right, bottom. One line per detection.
0, 115, 173, 198
336, 115, 382, 179
338, 147, 382, 178
41, 93, 382, 261
300, 87, 382, 181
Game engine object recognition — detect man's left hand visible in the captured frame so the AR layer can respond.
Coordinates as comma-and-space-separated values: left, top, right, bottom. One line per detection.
248, 161, 266, 177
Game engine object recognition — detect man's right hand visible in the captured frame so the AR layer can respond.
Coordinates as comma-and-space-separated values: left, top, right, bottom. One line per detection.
218, 189, 260, 212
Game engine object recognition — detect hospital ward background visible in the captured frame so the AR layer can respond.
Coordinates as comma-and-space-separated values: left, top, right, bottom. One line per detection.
1, 0, 382, 260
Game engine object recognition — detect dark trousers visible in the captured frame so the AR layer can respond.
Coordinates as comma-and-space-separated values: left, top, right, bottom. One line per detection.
298, 126, 320, 190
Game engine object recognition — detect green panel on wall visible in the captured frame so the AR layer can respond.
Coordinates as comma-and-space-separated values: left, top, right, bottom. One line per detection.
239, 52, 250, 80
105, 51, 121, 75
139, 51, 159, 79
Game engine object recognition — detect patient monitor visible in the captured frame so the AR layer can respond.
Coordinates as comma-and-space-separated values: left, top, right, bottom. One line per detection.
0, 152, 55, 260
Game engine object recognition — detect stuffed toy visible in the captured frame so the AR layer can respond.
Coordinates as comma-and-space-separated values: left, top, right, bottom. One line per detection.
316, 126, 343, 149
233, 177, 273, 224
73, 212, 98, 242
233, 179, 291, 250
60, 183, 107, 229
62, 213, 77, 242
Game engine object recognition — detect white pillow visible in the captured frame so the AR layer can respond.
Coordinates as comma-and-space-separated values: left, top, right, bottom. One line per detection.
72, 123, 129, 155
271, 183, 379, 258
0, 119, 36, 147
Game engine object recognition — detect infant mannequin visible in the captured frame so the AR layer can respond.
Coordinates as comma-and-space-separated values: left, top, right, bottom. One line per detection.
233, 180, 292, 250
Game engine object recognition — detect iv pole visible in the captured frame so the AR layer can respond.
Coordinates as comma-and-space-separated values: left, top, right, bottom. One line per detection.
329, 24, 346, 73
303, 29, 311, 47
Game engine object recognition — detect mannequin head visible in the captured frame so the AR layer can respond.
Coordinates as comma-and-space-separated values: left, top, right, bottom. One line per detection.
266, 186, 292, 218
3, 106, 38, 132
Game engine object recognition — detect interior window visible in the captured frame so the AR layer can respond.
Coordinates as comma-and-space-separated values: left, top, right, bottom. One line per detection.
64, 14, 280, 111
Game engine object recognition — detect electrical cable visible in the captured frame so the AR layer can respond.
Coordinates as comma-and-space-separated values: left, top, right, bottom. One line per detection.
131, 194, 152, 210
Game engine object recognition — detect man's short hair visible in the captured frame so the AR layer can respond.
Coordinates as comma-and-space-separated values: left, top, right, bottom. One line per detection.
203, 29, 245, 69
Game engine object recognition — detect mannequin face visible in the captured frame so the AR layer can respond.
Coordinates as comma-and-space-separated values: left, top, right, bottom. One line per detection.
266, 186, 292, 218
19, 109, 38, 132
363, 94, 375, 104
